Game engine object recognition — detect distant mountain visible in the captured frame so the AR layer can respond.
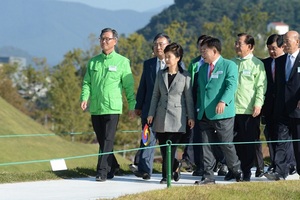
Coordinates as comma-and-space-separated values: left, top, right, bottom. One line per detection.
0, 0, 160, 66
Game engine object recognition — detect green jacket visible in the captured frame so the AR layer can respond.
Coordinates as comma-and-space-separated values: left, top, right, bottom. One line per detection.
197, 56, 238, 120
81, 51, 136, 115
232, 54, 267, 115
188, 55, 202, 86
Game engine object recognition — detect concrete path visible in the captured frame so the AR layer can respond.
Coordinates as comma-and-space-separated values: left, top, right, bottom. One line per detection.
0, 169, 299, 200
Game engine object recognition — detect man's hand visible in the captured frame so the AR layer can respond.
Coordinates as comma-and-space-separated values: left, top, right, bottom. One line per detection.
252, 106, 261, 118
135, 109, 142, 116
216, 101, 225, 114
128, 110, 135, 120
81, 101, 87, 111
188, 119, 195, 129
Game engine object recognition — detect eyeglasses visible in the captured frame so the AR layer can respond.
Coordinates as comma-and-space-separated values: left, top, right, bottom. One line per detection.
153, 42, 168, 48
234, 41, 247, 47
99, 37, 115, 42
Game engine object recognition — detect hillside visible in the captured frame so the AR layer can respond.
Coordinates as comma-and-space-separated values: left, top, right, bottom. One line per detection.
0, 97, 129, 173
0, 0, 158, 66
138, 0, 300, 40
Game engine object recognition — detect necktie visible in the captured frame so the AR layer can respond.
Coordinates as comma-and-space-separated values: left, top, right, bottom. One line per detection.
285, 55, 293, 81
160, 60, 165, 70
157, 60, 162, 73
209, 63, 214, 78
271, 59, 275, 82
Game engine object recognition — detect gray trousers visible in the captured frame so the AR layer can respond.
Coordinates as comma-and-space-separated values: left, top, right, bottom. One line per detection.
199, 115, 241, 179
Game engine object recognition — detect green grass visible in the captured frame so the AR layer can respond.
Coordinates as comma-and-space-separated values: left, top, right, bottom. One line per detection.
113, 181, 300, 200
2, 96, 300, 200
0, 97, 132, 183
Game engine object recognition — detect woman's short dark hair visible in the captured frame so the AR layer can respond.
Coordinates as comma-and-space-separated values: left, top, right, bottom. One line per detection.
164, 42, 184, 63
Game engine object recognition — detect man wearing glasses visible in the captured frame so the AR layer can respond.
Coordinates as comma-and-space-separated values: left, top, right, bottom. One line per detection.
130, 33, 171, 180
80, 28, 136, 182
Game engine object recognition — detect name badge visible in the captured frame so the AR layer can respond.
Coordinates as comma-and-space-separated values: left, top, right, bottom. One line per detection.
242, 69, 251, 76
298, 67, 300, 73
211, 74, 218, 79
109, 66, 117, 71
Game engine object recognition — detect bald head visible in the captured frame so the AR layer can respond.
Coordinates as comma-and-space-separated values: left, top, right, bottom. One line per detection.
284, 30, 300, 54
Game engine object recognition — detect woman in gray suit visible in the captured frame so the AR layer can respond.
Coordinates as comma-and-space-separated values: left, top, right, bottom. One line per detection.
147, 42, 195, 184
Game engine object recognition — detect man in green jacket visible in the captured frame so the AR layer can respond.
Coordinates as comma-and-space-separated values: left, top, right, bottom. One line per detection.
195, 37, 242, 185
231, 33, 267, 181
80, 28, 136, 182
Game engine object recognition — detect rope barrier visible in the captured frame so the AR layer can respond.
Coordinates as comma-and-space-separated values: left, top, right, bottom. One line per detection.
1, 139, 300, 167
1, 134, 300, 188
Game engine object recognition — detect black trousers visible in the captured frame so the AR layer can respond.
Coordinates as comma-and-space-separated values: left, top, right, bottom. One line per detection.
264, 117, 276, 168
91, 114, 119, 179
234, 114, 260, 175
156, 132, 182, 179
288, 118, 300, 175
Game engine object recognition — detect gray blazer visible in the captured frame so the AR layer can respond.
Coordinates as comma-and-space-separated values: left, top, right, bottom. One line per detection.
148, 68, 194, 133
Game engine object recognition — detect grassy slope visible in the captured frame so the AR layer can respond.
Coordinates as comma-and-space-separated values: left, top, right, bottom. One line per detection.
0, 97, 129, 174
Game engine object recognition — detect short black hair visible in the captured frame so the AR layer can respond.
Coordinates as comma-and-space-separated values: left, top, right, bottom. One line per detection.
153, 33, 171, 43
237, 33, 255, 49
164, 42, 184, 63
100, 28, 118, 39
201, 37, 222, 53
197, 35, 210, 46
266, 34, 284, 47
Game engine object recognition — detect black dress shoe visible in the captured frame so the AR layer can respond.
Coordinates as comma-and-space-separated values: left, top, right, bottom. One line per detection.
129, 164, 138, 173
194, 178, 216, 185
224, 170, 234, 181
255, 169, 264, 177
289, 165, 296, 175
192, 169, 204, 176
264, 172, 285, 181
142, 173, 151, 180
95, 176, 107, 182
233, 170, 243, 182
225, 169, 243, 182
160, 178, 167, 184
133, 170, 151, 180
173, 162, 182, 182
217, 164, 229, 176
243, 171, 251, 181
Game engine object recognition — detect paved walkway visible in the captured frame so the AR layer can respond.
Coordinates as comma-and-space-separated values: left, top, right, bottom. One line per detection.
0, 169, 299, 200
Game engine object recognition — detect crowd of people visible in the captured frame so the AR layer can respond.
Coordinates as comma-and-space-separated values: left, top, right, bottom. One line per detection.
80, 27, 300, 184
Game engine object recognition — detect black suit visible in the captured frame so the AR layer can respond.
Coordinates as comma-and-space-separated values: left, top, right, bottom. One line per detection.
262, 57, 276, 169
134, 57, 158, 175
273, 53, 299, 177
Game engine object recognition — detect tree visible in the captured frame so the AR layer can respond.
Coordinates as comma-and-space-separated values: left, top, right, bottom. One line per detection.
0, 63, 28, 114
202, 4, 270, 59
48, 49, 90, 135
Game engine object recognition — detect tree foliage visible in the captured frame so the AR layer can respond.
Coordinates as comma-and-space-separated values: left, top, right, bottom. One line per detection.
4, 0, 297, 147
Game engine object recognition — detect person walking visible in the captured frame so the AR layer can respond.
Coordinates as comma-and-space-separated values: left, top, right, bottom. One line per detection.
147, 42, 195, 184
130, 33, 171, 180
80, 28, 136, 182
194, 37, 242, 185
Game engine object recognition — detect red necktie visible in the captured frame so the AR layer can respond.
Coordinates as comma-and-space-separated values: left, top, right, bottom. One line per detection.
209, 63, 214, 78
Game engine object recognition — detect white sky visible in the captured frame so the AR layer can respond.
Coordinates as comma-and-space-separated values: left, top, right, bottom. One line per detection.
59, 0, 174, 12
